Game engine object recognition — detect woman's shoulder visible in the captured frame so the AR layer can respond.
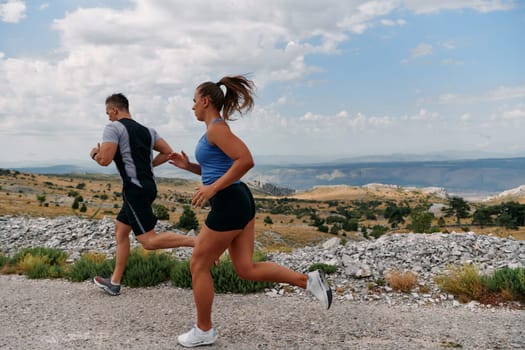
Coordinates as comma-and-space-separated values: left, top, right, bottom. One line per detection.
208, 120, 233, 144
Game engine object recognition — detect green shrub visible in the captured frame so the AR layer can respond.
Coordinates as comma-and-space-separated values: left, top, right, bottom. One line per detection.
153, 203, 170, 220
121, 248, 174, 287
211, 259, 274, 294
14, 247, 68, 279
171, 252, 274, 294
318, 225, 329, 233
22, 256, 50, 279
307, 263, 337, 274
437, 265, 525, 304
370, 225, 387, 239
483, 267, 525, 300
11, 247, 68, 266
0, 254, 8, 268
170, 260, 192, 288
264, 216, 273, 224
178, 205, 199, 230
47, 264, 65, 279
67, 252, 113, 282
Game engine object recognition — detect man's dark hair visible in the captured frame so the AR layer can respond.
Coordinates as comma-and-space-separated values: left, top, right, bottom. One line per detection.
105, 93, 129, 111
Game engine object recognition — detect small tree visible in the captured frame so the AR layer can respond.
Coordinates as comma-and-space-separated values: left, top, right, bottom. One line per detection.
318, 225, 329, 233
384, 204, 410, 228
343, 219, 358, 231
329, 224, 340, 235
152, 203, 170, 220
36, 194, 46, 206
408, 207, 434, 233
263, 216, 273, 225
444, 196, 470, 225
178, 205, 198, 231
472, 207, 494, 228
370, 225, 387, 239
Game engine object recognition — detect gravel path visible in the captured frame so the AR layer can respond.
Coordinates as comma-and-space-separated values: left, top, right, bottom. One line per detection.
1, 275, 523, 350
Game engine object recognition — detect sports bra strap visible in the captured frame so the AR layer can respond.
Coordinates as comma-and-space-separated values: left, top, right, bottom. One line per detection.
211, 117, 223, 124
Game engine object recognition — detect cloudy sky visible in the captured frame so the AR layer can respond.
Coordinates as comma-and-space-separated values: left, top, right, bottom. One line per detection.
0, 0, 523, 167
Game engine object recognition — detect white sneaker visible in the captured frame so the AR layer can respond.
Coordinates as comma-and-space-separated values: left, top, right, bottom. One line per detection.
178, 325, 217, 347
307, 270, 333, 309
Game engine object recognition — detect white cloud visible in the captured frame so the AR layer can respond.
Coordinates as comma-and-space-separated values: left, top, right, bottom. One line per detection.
411, 43, 433, 57
316, 169, 346, 181
501, 107, 525, 121
442, 59, 464, 65
460, 113, 471, 122
301, 112, 321, 121
488, 86, 525, 101
0, 1, 520, 163
402, 0, 514, 14
338, 0, 397, 34
276, 96, 287, 105
0, 0, 26, 23
380, 18, 407, 26
441, 40, 456, 49
439, 85, 525, 104
401, 109, 440, 121
336, 110, 349, 118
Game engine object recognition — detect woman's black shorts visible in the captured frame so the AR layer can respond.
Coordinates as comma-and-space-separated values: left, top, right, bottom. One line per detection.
205, 182, 256, 231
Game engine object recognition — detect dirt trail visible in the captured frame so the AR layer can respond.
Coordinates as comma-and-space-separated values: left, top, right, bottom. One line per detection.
0, 275, 523, 350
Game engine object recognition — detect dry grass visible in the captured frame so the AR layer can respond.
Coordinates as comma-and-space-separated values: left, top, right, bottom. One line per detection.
385, 270, 418, 292
435, 264, 486, 303
291, 184, 442, 202
0, 171, 330, 250
18, 254, 48, 273
500, 288, 515, 301
81, 251, 107, 264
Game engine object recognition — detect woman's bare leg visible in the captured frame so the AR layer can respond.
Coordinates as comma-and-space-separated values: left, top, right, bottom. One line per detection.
190, 225, 239, 331
229, 219, 307, 288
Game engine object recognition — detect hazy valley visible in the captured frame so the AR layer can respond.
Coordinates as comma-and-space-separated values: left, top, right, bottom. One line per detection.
13, 156, 525, 197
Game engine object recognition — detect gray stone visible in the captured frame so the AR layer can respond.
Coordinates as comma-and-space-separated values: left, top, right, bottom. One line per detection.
1, 215, 524, 307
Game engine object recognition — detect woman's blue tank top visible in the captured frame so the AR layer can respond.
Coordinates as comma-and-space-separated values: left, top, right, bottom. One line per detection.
195, 118, 239, 185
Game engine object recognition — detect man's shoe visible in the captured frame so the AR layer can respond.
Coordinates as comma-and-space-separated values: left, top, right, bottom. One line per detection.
93, 276, 121, 296
307, 270, 333, 309
178, 325, 217, 348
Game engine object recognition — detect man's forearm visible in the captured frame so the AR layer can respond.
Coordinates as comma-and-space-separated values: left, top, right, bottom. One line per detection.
153, 153, 169, 167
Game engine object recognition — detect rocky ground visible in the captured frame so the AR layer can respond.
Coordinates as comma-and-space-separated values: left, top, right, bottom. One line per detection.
1, 215, 525, 349
0, 274, 523, 350
1, 215, 524, 307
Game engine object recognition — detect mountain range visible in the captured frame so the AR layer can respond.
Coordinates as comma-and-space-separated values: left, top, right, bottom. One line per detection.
9, 156, 525, 197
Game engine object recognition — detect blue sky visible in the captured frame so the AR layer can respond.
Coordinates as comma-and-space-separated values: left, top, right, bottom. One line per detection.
0, 0, 524, 167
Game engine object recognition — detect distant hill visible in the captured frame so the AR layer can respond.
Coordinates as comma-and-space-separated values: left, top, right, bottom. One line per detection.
246, 157, 525, 195
13, 164, 116, 175
10, 156, 525, 196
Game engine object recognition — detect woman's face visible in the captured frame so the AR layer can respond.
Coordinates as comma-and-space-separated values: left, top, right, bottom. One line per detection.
192, 89, 207, 122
